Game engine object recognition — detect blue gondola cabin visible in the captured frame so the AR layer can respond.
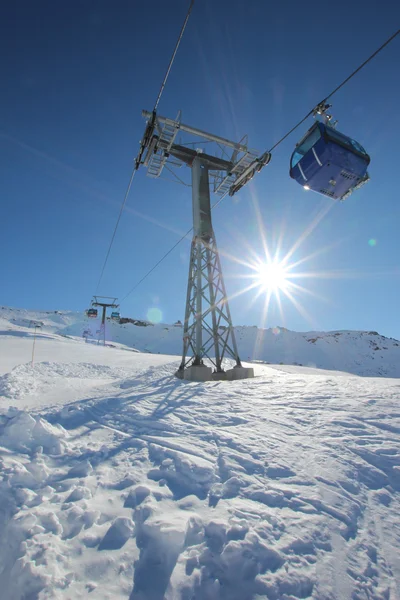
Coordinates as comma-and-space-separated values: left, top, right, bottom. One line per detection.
111, 312, 120, 321
87, 308, 98, 318
289, 122, 370, 200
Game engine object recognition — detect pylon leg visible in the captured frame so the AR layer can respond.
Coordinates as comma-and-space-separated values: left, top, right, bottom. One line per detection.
175, 157, 252, 381
177, 231, 242, 376
205, 244, 222, 371
179, 240, 197, 371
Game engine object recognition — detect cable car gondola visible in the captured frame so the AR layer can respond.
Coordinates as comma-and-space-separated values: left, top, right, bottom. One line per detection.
87, 308, 98, 318
289, 108, 370, 201
110, 311, 120, 321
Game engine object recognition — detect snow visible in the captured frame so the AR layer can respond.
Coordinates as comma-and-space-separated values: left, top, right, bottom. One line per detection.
1, 305, 400, 377
0, 306, 400, 599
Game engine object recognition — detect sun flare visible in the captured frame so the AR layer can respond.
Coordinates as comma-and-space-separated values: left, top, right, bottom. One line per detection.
255, 261, 289, 292
221, 196, 340, 334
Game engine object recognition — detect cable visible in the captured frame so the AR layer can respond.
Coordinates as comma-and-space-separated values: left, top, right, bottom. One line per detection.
164, 164, 191, 186
119, 195, 227, 304
153, 0, 195, 112
95, 169, 136, 294
323, 28, 400, 104
268, 111, 313, 154
268, 28, 399, 153
94, 0, 195, 295
119, 28, 400, 304
120, 227, 193, 302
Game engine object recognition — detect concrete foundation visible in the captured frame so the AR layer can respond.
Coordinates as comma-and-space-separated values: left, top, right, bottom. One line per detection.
224, 366, 254, 380
175, 365, 213, 381
211, 371, 228, 381
176, 365, 254, 381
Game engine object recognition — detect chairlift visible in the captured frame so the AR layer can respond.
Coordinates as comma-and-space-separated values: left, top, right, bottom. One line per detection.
87, 308, 98, 318
111, 311, 120, 321
30, 320, 43, 328
289, 108, 370, 200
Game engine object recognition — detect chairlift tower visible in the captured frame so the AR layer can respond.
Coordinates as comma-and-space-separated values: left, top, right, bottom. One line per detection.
91, 296, 118, 347
138, 110, 271, 381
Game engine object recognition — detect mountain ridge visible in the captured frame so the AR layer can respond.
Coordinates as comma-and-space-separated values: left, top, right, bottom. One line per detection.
1, 305, 399, 377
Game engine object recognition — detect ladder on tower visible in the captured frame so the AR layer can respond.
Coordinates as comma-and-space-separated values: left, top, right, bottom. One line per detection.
147, 118, 180, 178
213, 148, 259, 197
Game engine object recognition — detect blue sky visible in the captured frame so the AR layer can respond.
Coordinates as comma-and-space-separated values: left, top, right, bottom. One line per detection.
1, 0, 400, 338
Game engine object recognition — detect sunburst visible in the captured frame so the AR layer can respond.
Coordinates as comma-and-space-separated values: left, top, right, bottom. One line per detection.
253, 260, 291, 292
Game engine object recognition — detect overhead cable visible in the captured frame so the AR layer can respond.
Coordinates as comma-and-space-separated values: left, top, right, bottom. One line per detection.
268, 28, 400, 153
120, 196, 226, 303
120, 28, 400, 302
94, 0, 195, 294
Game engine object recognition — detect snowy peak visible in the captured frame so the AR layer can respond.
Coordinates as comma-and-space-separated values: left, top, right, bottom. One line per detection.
1, 305, 399, 377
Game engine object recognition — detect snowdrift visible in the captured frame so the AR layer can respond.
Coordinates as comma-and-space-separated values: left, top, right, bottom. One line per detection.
0, 337, 399, 599
0, 310, 400, 598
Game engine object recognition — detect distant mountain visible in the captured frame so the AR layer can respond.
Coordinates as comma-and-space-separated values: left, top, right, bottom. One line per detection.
1, 305, 399, 377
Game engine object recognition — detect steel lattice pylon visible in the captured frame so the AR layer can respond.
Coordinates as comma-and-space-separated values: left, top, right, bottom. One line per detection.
180, 232, 240, 373
139, 111, 269, 380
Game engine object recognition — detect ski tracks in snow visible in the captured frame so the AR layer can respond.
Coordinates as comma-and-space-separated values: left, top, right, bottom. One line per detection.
1, 359, 400, 598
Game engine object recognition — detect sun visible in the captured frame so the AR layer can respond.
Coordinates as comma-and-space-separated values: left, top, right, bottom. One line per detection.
218, 195, 340, 332
255, 261, 289, 292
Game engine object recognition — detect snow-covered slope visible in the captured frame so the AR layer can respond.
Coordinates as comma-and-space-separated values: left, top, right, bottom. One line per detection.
1, 305, 400, 377
0, 326, 399, 599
